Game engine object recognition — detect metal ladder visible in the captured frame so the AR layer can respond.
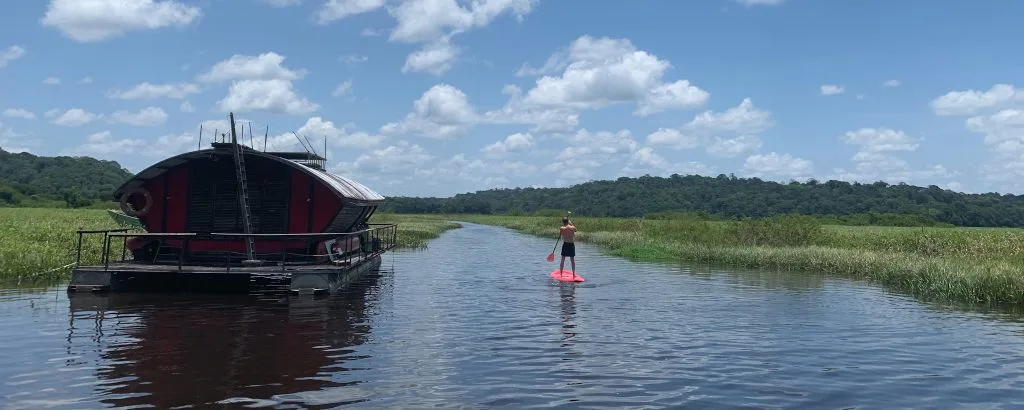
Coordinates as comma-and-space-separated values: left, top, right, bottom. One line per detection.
229, 113, 257, 263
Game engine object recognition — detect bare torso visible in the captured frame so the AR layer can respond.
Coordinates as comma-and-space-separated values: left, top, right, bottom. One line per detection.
560, 224, 576, 243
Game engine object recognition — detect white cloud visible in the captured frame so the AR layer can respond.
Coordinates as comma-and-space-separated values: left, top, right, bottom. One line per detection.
481, 132, 534, 158
386, 0, 537, 44
1, 45, 26, 68
78, 76, 94, 84
319, 0, 538, 74
381, 83, 477, 138
820, 84, 844, 96
646, 97, 773, 158
930, 84, 1022, 116
831, 127, 950, 185
272, 116, 385, 150
706, 135, 762, 158
402, 40, 460, 75
109, 106, 168, 126
332, 80, 353, 97
743, 152, 814, 179
883, 79, 902, 87
108, 82, 200, 99
645, 128, 698, 149
197, 52, 306, 83
40, 0, 202, 43
841, 127, 919, 152
520, 35, 710, 116
180, 101, 195, 112
2, 109, 35, 120
216, 79, 319, 115
316, 0, 387, 24
66, 130, 197, 160
43, 77, 61, 85
51, 108, 99, 127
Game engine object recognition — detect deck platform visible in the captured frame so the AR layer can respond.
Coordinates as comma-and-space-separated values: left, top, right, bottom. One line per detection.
67, 254, 382, 295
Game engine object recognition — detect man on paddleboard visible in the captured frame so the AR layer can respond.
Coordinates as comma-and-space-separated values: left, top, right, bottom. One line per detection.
559, 216, 577, 276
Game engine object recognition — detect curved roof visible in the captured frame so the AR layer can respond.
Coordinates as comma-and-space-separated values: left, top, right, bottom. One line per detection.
112, 148, 385, 203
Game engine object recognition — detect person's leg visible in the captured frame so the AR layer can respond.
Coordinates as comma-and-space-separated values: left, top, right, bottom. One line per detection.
570, 256, 576, 276
559, 255, 565, 272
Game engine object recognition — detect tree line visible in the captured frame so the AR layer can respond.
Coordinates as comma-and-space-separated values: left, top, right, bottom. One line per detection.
6, 146, 1024, 228
0, 148, 134, 208
378, 173, 1024, 228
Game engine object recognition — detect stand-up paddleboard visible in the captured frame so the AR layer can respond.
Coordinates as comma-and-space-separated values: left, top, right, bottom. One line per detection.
550, 269, 585, 283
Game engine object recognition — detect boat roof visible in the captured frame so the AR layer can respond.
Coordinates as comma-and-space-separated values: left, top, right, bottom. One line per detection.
112, 147, 385, 203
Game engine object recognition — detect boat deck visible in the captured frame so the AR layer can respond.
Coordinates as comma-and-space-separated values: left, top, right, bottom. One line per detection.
68, 254, 383, 295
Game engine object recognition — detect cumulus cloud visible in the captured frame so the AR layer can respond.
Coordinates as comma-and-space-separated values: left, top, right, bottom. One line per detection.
820, 84, 844, 96
381, 83, 477, 138
216, 79, 319, 115
109, 107, 168, 126
50, 108, 99, 127
743, 152, 814, 179
40, 0, 202, 42
107, 82, 200, 100
831, 127, 951, 185
930, 84, 1022, 116
481, 132, 534, 158
318, 0, 538, 75
519, 35, 710, 116
0, 45, 25, 68
2, 109, 35, 120
197, 52, 307, 83
646, 97, 774, 158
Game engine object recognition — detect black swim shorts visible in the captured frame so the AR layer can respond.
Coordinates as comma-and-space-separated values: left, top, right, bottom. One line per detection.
561, 242, 575, 257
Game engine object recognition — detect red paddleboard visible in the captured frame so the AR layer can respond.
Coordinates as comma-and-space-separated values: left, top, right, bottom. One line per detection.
550, 269, 585, 283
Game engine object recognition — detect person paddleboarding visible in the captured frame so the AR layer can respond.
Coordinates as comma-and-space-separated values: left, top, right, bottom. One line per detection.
559, 214, 578, 278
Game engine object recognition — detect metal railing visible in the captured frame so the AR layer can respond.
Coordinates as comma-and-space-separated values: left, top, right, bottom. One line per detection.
74, 224, 398, 273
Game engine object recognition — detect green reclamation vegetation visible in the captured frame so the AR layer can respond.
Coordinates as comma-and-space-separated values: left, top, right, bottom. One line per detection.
456, 214, 1024, 305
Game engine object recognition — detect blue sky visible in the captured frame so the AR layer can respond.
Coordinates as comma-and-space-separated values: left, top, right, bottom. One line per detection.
2, 0, 1024, 197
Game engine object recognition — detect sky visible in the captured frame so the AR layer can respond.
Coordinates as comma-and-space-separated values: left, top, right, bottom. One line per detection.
1, 0, 1024, 198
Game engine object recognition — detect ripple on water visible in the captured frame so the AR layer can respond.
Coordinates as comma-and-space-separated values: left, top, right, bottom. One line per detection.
3, 224, 1024, 408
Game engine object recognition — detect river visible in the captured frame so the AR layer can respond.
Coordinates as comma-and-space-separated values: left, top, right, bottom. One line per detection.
3, 222, 1024, 408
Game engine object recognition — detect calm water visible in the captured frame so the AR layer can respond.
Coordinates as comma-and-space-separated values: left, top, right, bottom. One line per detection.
4, 222, 1024, 409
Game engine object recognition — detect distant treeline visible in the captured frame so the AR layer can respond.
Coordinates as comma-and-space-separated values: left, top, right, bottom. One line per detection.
0, 148, 133, 209
378, 174, 1024, 228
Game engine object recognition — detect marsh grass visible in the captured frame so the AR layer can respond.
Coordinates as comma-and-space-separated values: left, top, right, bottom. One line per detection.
0, 208, 460, 283
456, 214, 1024, 305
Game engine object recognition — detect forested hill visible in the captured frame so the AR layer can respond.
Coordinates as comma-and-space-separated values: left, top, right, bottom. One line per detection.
379, 174, 1024, 228
0, 148, 133, 208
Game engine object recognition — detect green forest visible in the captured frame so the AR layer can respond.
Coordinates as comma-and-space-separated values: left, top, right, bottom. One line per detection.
379, 174, 1024, 228
5, 148, 1024, 228
0, 148, 133, 208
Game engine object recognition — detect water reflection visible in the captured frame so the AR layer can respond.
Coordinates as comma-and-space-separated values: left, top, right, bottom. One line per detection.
64, 272, 382, 409
557, 284, 576, 348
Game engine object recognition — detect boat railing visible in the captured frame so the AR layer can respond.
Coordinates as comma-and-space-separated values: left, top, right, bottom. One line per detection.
74, 224, 398, 273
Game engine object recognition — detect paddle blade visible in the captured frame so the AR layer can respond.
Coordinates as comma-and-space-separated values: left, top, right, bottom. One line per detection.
546, 253, 554, 262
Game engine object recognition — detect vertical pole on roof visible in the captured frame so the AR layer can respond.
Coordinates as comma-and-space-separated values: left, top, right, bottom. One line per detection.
248, 121, 254, 148
324, 135, 328, 168
264, 125, 268, 152
197, 124, 203, 151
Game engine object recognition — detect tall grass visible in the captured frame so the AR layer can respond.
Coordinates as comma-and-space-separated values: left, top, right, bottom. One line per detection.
0, 208, 460, 283
457, 214, 1024, 305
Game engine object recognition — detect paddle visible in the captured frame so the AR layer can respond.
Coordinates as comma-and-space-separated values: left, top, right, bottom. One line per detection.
547, 236, 560, 262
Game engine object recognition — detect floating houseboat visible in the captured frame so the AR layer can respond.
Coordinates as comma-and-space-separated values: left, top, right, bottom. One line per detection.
68, 113, 396, 294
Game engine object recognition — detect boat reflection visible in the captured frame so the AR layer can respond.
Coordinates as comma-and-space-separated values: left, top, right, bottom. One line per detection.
65, 271, 382, 408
